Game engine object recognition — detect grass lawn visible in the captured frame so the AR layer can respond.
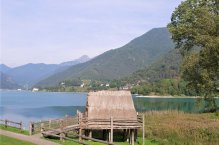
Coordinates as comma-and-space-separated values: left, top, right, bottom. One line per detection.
46, 111, 219, 145
0, 124, 29, 135
48, 137, 158, 145
2, 111, 218, 145
143, 111, 219, 145
0, 135, 36, 145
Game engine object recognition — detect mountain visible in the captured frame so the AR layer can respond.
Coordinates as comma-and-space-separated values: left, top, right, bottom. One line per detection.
126, 49, 182, 83
6, 63, 59, 87
0, 64, 11, 73
3, 55, 90, 87
0, 71, 20, 89
60, 55, 90, 66
36, 27, 175, 87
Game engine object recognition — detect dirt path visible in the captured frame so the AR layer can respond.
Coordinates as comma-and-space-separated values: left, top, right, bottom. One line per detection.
0, 129, 60, 145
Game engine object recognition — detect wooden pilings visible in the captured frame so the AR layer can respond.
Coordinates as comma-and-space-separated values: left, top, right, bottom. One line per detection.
131, 129, 135, 145
110, 117, 113, 143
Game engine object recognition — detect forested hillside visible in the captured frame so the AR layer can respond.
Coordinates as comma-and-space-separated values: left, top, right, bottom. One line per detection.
36, 27, 175, 87
126, 49, 182, 83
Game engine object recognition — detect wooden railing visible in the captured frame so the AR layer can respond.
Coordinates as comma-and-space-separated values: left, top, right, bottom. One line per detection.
0, 119, 23, 130
29, 115, 78, 135
34, 112, 144, 145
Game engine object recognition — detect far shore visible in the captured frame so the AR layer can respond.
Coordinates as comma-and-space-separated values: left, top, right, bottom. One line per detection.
134, 95, 219, 98
1, 89, 219, 99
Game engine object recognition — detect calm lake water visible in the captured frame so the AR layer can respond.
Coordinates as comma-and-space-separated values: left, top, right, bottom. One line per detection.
0, 91, 87, 129
0, 90, 219, 129
133, 96, 219, 113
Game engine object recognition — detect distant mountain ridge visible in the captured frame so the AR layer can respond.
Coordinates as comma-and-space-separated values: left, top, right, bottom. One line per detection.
0, 64, 11, 73
36, 27, 175, 87
0, 71, 20, 89
1, 55, 90, 88
60, 55, 90, 66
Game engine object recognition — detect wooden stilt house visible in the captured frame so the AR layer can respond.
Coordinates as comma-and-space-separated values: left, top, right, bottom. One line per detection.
78, 90, 142, 144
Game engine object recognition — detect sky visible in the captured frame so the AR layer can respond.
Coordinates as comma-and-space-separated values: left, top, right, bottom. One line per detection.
1, 0, 183, 67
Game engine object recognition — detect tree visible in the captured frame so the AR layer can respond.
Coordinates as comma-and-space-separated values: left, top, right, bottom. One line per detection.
168, 0, 219, 112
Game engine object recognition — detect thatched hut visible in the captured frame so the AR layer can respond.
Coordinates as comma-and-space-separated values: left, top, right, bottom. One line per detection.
79, 90, 142, 144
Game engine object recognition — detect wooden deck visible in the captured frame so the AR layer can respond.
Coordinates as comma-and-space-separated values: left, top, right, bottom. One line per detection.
30, 113, 143, 145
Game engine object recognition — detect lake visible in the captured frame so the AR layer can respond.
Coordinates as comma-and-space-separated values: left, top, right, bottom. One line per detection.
0, 91, 87, 129
1, 91, 219, 129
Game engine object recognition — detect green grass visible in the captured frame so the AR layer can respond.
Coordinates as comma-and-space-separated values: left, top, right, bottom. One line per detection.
0, 135, 36, 145
0, 124, 29, 135
143, 111, 219, 145
47, 111, 219, 145
48, 137, 158, 145
47, 137, 158, 145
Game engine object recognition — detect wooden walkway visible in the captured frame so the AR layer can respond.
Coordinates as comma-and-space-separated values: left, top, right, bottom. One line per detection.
42, 124, 79, 135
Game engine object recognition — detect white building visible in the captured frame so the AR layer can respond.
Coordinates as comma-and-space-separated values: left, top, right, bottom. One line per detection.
32, 88, 39, 92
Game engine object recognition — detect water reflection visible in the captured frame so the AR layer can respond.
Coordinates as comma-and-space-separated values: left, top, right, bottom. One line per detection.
133, 97, 219, 113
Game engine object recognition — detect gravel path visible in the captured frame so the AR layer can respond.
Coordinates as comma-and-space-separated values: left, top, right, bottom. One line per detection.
0, 129, 60, 145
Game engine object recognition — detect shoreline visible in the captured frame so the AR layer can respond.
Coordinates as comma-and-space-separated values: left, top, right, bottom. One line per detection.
1, 90, 219, 99
134, 95, 213, 98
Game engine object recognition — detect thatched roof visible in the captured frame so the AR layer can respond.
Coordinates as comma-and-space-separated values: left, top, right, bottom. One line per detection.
86, 90, 137, 121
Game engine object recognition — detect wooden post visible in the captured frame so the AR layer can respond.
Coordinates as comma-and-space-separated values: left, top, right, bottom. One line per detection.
110, 117, 113, 143
88, 130, 92, 141
108, 130, 111, 142
29, 122, 32, 135
40, 123, 44, 132
127, 129, 129, 142
49, 120, 52, 129
60, 119, 64, 141
89, 130, 92, 138
60, 133, 65, 141
20, 121, 22, 131
129, 129, 131, 144
79, 113, 82, 141
142, 114, 145, 145
131, 129, 134, 145
5, 119, 7, 128
40, 123, 44, 137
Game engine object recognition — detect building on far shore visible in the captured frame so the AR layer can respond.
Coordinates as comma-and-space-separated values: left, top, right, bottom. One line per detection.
32, 88, 39, 92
